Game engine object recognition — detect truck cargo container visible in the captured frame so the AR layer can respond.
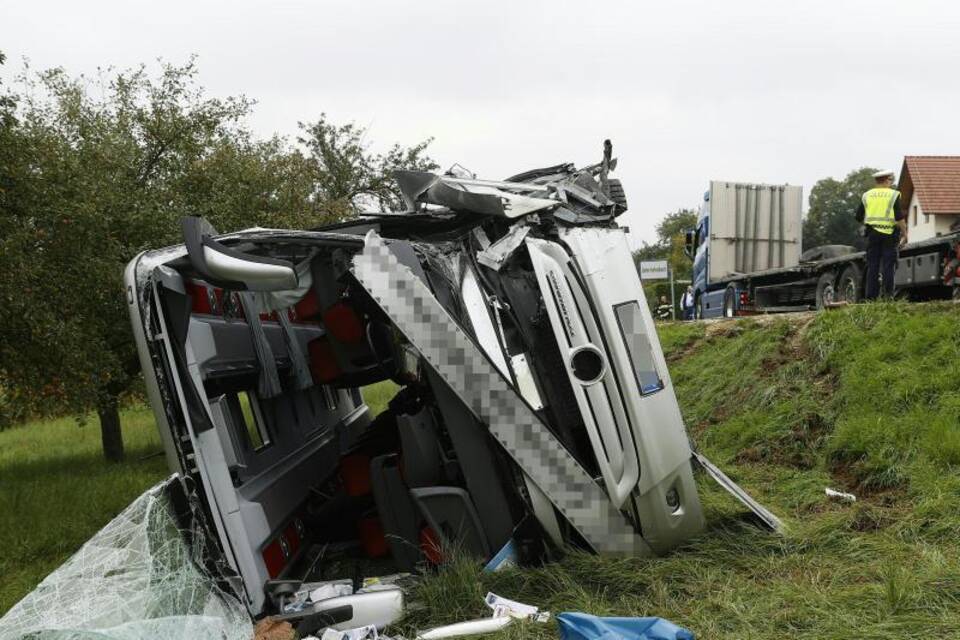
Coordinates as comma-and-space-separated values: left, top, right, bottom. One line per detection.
685, 180, 960, 318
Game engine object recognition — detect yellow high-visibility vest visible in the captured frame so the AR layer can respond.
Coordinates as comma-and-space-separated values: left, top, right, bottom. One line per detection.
862, 187, 900, 235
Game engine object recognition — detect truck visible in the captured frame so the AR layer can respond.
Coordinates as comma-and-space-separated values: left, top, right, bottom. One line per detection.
685, 180, 960, 319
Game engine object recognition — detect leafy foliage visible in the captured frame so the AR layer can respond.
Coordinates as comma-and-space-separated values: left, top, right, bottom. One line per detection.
298, 115, 437, 213
803, 167, 878, 250
0, 58, 434, 458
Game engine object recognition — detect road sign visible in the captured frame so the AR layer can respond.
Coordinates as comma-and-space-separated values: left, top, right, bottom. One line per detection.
639, 260, 669, 281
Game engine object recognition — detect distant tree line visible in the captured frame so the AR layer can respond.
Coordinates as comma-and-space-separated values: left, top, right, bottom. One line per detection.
0, 54, 436, 460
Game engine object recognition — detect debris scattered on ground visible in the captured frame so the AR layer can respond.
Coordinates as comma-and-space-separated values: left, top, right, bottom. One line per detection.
482, 539, 518, 572
825, 487, 857, 502
310, 624, 379, 639
556, 612, 694, 640
416, 616, 514, 639
253, 617, 296, 640
414, 592, 549, 639
484, 591, 550, 621
275, 579, 354, 614
309, 581, 355, 604
360, 573, 415, 590
292, 588, 404, 633
270, 572, 413, 636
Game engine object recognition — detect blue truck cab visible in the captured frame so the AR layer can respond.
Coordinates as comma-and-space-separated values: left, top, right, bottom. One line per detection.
685, 189, 731, 319
684, 181, 805, 318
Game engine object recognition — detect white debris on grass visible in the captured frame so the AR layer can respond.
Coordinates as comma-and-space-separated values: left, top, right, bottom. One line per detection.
825, 487, 857, 502
414, 592, 549, 639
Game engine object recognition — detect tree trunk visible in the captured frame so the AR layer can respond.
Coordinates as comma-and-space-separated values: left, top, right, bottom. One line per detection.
97, 394, 125, 462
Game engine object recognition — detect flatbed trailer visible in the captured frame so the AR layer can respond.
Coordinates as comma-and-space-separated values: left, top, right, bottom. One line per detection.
685, 181, 960, 318
704, 233, 959, 318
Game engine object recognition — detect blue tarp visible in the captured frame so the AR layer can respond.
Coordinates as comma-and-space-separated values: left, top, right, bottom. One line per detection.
557, 612, 695, 640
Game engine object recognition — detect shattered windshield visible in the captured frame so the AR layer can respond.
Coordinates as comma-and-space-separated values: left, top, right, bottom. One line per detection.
0, 477, 252, 640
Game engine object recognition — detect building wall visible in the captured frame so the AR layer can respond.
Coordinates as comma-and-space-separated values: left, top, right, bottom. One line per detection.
906, 194, 956, 242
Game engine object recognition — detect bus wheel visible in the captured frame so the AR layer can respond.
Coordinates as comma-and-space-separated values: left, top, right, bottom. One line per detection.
838, 264, 863, 303
815, 272, 837, 310
723, 286, 737, 318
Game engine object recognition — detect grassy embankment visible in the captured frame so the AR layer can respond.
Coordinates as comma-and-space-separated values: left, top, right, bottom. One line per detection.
3, 303, 960, 639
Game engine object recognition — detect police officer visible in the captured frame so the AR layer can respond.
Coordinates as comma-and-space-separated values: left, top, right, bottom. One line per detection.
856, 170, 907, 299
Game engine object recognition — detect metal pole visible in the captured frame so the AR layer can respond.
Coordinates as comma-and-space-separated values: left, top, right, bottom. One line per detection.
670, 265, 676, 320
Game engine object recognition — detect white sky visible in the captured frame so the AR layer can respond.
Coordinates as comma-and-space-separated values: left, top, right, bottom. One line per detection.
4, 0, 960, 246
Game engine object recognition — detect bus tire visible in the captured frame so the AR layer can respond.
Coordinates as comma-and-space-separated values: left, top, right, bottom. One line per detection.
723, 286, 737, 318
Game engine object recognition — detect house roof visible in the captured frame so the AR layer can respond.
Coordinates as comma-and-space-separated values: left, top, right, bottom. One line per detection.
899, 156, 960, 216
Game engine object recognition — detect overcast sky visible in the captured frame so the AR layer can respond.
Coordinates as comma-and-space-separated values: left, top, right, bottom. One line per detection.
4, 0, 960, 246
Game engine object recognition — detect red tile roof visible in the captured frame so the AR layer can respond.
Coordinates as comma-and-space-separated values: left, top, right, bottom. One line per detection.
899, 156, 960, 216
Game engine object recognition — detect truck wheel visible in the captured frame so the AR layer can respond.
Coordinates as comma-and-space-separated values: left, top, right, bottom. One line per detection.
694, 295, 703, 320
815, 272, 837, 310
953, 286, 960, 302
838, 264, 863, 303
723, 286, 737, 318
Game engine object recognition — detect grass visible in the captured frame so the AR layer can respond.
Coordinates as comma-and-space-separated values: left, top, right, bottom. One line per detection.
0, 406, 169, 614
4, 306, 960, 639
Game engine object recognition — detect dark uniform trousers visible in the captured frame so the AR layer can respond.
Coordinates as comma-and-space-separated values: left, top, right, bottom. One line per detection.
864, 227, 897, 300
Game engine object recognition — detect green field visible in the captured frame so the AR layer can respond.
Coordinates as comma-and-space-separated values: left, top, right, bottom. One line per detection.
3, 304, 960, 639
0, 406, 168, 614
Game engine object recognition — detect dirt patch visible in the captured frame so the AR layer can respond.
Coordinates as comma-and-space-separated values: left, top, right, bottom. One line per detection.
664, 335, 707, 364
703, 320, 746, 339
827, 461, 908, 503
846, 503, 900, 532
787, 315, 816, 352
700, 310, 816, 331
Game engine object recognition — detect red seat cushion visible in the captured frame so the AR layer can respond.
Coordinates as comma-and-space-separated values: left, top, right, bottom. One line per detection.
294, 289, 322, 321
339, 454, 372, 497
308, 337, 341, 383
323, 302, 364, 344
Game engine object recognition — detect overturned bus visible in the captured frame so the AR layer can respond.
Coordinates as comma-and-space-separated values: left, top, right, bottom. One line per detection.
123, 144, 780, 623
